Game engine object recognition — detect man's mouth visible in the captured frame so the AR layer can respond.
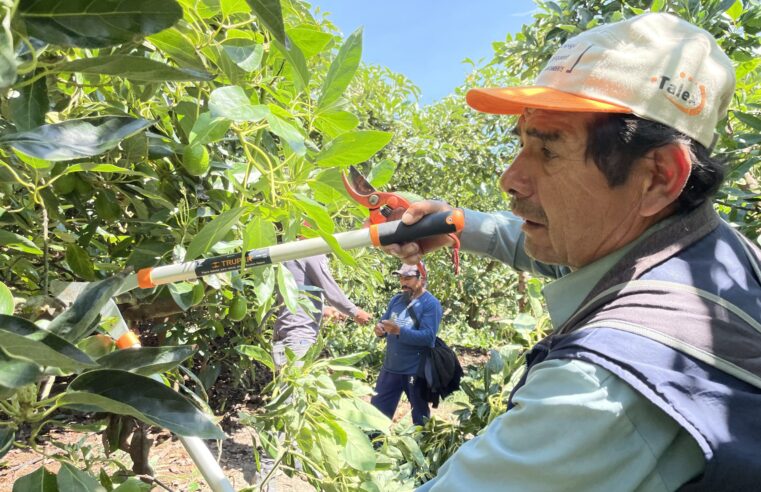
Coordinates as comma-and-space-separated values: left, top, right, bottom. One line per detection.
523, 218, 545, 228
510, 200, 548, 229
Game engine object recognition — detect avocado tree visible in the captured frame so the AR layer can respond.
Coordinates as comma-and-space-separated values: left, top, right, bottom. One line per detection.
0, 0, 406, 487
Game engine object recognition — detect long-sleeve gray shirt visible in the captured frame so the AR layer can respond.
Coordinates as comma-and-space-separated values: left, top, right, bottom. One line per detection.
273, 254, 359, 342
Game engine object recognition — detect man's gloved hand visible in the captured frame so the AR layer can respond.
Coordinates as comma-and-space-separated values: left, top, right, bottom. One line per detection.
381, 200, 459, 264
353, 309, 371, 325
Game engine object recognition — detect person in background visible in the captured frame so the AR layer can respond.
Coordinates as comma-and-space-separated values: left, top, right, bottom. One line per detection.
384, 13, 761, 492
272, 254, 370, 368
371, 263, 442, 425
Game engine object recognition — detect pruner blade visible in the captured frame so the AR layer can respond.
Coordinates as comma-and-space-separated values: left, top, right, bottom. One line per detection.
341, 165, 411, 224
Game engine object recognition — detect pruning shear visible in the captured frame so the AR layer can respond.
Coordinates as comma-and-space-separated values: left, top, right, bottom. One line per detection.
342, 165, 461, 274
341, 165, 412, 225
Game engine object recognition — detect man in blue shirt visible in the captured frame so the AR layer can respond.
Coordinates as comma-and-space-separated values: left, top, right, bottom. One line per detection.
371, 263, 443, 425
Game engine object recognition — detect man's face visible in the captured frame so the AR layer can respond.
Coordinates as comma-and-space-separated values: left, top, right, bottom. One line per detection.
500, 109, 651, 269
399, 275, 424, 297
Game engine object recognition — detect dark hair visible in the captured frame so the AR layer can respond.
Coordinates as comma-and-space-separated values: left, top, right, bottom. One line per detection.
585, 114, 726, 212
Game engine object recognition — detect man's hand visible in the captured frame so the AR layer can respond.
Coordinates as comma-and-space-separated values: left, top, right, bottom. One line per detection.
381, 200, 458, 264
380, 319, 400, 335
323, 306, 346, 322
353, 309, 371, 325
374, 323, 386, 337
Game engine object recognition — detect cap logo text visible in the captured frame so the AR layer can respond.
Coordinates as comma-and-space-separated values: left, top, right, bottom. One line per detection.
651, 72, 706, 116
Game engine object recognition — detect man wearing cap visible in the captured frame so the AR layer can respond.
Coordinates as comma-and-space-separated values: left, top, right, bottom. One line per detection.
371, 263, 443, 425
384, 13, 761, 491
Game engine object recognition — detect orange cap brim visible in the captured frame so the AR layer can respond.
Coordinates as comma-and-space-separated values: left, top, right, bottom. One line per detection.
466, 86, 631, 115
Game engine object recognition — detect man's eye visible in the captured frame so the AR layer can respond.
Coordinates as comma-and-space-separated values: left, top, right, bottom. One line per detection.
541, 147, 557, 159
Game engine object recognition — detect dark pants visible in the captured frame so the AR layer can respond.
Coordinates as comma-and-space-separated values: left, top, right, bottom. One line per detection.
371, 369, 430, 426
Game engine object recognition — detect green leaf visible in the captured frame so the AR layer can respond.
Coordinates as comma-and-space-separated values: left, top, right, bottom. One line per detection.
222, 38, 264, 72
725, 0, 743, 20
177, 0, 220, 18
334, 398, 391, 432
287, 25, 334, 59
292, 194, 334, 234
314, 110, 359, 138
277, 264, 300, 314
63, 163, 149, 176
0, 117, 152, 161
57, 55, 213, 82
367, 159, 396, 188
733, 111, 761, 131
168, 282, 195, 312
272, 38, 310, 90
253, 266, 276, 305
13, 149, 53, 170
0, 315, 97, 371
316, 426, 345, 473
314, 227, 358, 267
0, 5, 15, 89
77, 334, 114, 360
318, 27, 363, 109
112, 478, 153, 492
512, 313, 537, 334
650, 0, 665, 12
0, 281, 14, 315
243, 216, 277, 251
314, 130, 393, 168
0, 229, 42, 255
148, 27, 205, 69
0, 427, 13, 460
8, 75, 48, 131
96, 346, 195, 376
66, 244, 96, 281
398, 435, 426, 466
544, 1, 563, 14
0, 348, 42, 389
266, 113, 305, 155
310, 168, 352, 205
236, 344, 275, 372
189, 112, 231, 145
19, 0, 183, 49
342, 421, 376, 471
246, 0, 286, 44
46, 274, 127, 342
58, 462, 106, 492
12, 466, 58, 492
187, 207, 246, 260
329, 352, 367, 367
63, 370, 224, 439
209, 86, 269, 122
222, 0, 251, 15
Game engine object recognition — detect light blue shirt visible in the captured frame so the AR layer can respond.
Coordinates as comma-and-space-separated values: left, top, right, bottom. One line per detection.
418, 210, 705, 492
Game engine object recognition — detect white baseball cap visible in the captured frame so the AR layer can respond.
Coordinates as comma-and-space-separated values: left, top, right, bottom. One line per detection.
392, 263, 425, 278
466, 13, 735, 149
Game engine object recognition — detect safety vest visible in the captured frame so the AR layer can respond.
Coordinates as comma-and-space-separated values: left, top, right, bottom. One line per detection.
509, 202, 761, 491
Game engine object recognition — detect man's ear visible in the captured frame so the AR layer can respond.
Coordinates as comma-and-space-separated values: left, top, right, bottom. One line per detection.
639, 143, 691, 217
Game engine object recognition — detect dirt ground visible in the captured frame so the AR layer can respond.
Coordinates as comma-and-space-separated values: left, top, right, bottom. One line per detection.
0, 420, 314, 492
1, 346, 487, 491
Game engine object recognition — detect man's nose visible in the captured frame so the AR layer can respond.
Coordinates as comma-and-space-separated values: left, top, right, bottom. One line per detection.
500, 151, 532, 198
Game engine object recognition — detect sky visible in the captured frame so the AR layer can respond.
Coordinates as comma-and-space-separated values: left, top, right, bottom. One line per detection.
309, 0, 538, 104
